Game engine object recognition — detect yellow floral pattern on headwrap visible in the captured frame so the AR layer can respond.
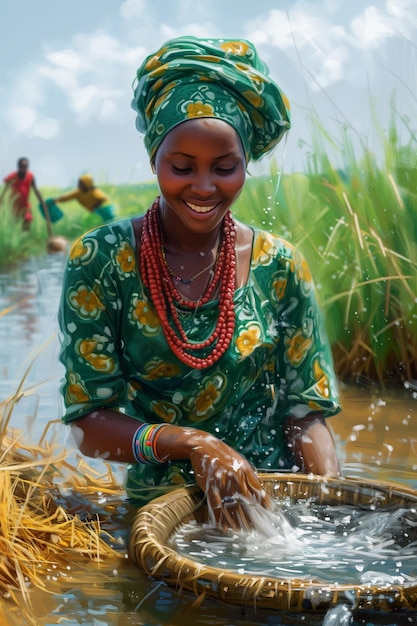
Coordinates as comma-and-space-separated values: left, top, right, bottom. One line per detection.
186, 101, 215, 118
132, 36, 290, 161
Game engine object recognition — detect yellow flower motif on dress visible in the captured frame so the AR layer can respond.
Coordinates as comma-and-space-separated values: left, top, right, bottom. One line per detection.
66, 371, 90, 404
308, 399, 322, 411
273, 277, 287, 301
166, 466, 187, 485
76, 338, 116, 372
188, 383, 220, 421
312, 359, 330, 399
186, 101, 215, 119
236, 325, 262, 357
150, 401, 180, 423
288, 251, 312, 283
68, 283, 105, 320
220, 41, 250, 56
195, 384, 218, 413
115, 242, 135, 275
285, 330, 313, 367
143, 359, 181, 381
127, 380, 141, 401
69, 237, 87, 260
252, 231, 277, 267
69, 235, 97, 265
185, 373, 226, 421
130, 297, 160, 334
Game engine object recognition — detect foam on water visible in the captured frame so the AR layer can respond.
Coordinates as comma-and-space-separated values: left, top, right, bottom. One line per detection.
171, 496, 417, 585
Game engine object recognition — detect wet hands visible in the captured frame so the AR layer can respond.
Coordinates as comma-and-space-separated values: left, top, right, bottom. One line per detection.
188, 433, 271, 531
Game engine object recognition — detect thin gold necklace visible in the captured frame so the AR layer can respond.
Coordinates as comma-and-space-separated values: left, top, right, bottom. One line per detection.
161, 235, 221, 285
162, 251, 217, 284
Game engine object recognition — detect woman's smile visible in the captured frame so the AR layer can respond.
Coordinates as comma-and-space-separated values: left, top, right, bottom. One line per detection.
185, 201, 219, 214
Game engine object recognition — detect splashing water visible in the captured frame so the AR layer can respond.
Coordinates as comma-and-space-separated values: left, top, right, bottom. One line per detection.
171, 496, 417, 585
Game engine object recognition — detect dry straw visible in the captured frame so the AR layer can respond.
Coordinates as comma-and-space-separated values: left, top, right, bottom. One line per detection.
0, 379, 125, 611
130, 473, 417, 613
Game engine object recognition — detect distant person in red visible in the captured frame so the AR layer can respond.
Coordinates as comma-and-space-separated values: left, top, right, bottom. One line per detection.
0, 157, 46, 230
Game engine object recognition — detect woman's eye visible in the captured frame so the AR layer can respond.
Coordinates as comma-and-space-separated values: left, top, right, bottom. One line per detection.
216, 165, 237, 175
172, 165, 192, 173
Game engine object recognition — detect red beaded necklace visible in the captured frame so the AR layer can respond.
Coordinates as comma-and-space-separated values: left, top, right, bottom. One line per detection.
140, 198, 237, 369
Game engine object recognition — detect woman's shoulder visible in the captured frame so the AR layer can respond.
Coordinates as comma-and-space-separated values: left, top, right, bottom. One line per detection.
78, 217, 135, 244
67, 218, 137, 268
250, 225, 297, 264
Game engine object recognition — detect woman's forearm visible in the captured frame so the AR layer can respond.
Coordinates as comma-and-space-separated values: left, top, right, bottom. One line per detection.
284, 413, 341, 476
70, 409, 199, 463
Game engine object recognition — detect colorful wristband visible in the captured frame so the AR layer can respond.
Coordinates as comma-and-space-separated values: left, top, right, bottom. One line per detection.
132, 423, 167, 464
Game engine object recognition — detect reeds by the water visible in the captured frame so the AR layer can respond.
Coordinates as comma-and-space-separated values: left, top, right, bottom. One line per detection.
0, 382, 125, 610
233, 113, 417, 387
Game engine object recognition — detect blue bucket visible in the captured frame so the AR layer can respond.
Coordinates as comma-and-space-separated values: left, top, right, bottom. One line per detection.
94, 204, 115, 222
39, 198, 64, 223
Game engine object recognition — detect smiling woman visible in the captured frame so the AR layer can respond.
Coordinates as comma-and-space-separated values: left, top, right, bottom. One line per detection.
58, 35, 340, 533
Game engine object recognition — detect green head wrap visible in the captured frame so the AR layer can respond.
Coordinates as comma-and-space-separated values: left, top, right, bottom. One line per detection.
132, 36, 291, 162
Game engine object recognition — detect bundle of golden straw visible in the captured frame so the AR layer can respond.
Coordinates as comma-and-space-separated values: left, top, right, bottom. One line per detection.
0, 393, 125, 608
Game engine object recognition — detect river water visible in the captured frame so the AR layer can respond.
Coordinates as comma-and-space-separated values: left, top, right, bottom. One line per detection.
1, 252, 417, 625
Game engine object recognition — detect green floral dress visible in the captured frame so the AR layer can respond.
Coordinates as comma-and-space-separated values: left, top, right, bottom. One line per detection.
58, 217, 341, 505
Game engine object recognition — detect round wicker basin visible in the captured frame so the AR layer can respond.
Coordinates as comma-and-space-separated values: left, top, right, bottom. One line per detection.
129, 473, 417, 612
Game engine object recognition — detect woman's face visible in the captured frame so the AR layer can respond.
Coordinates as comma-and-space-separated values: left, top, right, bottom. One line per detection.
153, 118, 246, 235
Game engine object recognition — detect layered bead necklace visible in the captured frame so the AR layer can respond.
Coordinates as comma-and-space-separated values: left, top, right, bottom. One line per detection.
140, 199, 237, 369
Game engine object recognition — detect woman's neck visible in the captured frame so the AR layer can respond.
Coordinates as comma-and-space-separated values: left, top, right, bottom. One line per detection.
158, 207, 223, 256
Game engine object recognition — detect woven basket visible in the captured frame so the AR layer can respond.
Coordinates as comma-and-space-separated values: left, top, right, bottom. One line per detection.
129, 473, 417, 613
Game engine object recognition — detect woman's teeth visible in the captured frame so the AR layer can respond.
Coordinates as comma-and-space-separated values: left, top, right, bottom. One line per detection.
186, 202, 216, 213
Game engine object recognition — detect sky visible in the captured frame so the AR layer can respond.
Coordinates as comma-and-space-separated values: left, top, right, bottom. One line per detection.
1, 0, 417, 188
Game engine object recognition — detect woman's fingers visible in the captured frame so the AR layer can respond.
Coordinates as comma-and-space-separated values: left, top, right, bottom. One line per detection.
189, 437, 271, 529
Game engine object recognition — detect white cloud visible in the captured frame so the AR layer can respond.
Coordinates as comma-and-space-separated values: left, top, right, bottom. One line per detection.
3, 28, 146, 137
160, 22, 218, 41
33, 118, 60, 140
99, 100, 118, 121
351, 6, 395, 47
4, 104, 59, 140
120, 0, 147, 20
71, 85, 99, 115
6, 106, 37, 134
47, 49, 85, 70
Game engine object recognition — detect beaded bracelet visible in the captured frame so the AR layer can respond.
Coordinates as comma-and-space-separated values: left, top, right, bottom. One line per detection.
132, 423, 168, 464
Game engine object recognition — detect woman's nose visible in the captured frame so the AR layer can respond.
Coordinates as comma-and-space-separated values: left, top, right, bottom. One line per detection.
190, 171, 216, 194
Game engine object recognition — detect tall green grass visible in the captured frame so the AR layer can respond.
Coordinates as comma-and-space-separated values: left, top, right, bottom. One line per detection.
232, 115, 417, 386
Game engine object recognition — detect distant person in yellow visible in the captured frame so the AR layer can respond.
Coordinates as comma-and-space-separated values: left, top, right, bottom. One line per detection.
53, 174, 116, 222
